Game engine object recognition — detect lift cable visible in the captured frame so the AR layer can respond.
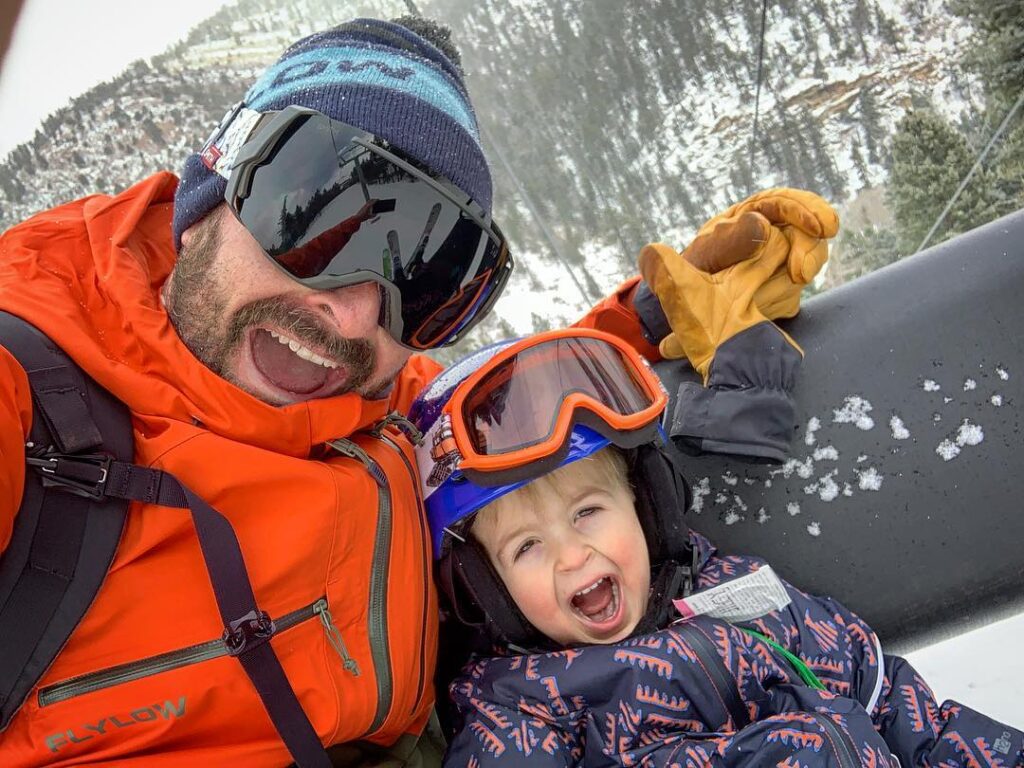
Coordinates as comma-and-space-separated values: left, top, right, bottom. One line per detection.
916, 88, 1024, 254
748, 0, 769, 190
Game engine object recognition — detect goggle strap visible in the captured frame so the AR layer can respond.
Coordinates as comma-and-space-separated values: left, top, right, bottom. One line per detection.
200, 103, 264, 181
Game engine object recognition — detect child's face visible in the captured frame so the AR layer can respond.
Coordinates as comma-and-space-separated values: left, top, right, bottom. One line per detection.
473, 459, 651, 646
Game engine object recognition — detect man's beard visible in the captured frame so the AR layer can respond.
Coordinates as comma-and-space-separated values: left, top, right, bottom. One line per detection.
163, 211, 378, 402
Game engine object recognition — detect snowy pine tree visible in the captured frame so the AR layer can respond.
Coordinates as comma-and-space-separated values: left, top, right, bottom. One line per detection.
887, 110, 1002, 252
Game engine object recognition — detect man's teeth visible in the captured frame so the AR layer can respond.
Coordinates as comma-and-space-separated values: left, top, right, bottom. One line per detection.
268, 330, 339, 369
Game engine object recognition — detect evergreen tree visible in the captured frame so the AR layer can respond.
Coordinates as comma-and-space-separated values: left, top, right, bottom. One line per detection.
887, 110, 1002, 253
950, 0, 1024, 215
834, 224, 900, 280
951, 0, 1024, 107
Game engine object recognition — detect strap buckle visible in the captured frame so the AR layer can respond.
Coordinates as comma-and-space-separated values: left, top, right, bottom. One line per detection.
26, 452, 112, 500
222, 610, 276, 656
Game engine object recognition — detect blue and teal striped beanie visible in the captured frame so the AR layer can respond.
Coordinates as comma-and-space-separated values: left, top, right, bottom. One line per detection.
172, 18, 491, 249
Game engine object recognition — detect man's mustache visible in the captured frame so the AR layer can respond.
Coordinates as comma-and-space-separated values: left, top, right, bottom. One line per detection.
228, 297, 375, 370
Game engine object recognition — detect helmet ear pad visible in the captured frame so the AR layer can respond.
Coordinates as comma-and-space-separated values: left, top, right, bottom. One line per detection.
631, 444, 693, 565
439, 534, 549, 652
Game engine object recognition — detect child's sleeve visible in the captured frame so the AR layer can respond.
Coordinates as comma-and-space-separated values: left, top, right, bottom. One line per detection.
769, 579, 1024, 768
872, 652, 1024, 767
658, 705, 894, 768
444, 670, 580, 767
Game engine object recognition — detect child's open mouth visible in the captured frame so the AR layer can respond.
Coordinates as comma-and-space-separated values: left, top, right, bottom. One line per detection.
569, 575, 623, 632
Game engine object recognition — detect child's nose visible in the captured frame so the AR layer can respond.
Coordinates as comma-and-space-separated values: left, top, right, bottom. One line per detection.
555, 535, 592, 572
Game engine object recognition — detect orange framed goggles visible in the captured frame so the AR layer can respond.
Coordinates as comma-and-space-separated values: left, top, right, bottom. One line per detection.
424, 328, 667, 488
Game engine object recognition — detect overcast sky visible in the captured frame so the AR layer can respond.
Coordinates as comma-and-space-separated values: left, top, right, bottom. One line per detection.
0, 0, 1021, 728
0, 0, 235, 158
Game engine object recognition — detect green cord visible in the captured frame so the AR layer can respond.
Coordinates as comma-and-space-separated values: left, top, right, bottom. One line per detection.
738, 627, 827, 691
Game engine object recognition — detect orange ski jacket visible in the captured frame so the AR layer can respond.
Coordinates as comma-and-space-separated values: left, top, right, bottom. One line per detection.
0, 173, 653, 767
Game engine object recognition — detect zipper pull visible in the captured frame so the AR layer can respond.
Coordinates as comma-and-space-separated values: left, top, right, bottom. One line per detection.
314, 599, 360, 676
326, 438, 386, 486
371, 411, 424, 445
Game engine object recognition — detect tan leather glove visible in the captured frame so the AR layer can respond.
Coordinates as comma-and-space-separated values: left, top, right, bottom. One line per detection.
639, 212, 790, 380
696, 188, 840, 319
638, 189, 839, 382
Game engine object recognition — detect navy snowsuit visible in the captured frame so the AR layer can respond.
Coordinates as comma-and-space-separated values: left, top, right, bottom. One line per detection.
445, 533, 1023, 767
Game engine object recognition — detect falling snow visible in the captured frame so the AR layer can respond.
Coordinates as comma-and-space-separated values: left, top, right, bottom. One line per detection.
991, 394, 1003, 406
889, 415, 910, 440
756, 507, 770, 524
723, 510, 743, 525
787, 502, 801, 516
807, 522, 821, 537
997, 367, 1009, 381
833, 396, 875, 430
936, 440, 960, 461
923, 380, 941, 392
722, 472, 738, 486
963, 378, 977, 391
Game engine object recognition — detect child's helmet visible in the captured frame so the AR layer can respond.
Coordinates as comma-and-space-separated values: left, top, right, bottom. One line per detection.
409, 328, 694, 652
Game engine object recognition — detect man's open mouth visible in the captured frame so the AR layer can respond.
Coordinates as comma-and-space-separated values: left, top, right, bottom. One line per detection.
569, 575, 622, 628
249, 327, 348, 396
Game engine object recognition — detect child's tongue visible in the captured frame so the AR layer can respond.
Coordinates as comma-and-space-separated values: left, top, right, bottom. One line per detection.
571, 577, 614, 619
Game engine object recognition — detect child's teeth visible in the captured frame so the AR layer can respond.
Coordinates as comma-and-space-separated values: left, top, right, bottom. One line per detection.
575, 577, 605, 597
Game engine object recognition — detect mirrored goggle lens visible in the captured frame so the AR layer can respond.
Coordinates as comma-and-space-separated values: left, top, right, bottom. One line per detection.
460, 336, 657, 456
232, 113, 511, 348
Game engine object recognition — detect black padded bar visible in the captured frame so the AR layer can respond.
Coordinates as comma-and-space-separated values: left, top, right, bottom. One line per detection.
655, 209, 1024, 654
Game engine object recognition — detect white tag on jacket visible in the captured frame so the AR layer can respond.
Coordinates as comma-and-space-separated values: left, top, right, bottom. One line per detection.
672, 565, 791, 623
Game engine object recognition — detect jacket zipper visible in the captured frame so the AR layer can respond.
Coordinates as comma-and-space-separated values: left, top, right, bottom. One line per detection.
377, 429, 430, 715
671, 623, 750, 729
39, 598, 333, 708
809, 712, 859, 768
327, 438, 393, 734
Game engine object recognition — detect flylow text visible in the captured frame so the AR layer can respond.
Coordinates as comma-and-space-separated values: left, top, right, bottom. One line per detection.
44, 697, 186, 753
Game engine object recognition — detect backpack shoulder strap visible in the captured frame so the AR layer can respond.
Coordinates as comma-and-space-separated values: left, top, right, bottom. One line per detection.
0, 311, 132, 731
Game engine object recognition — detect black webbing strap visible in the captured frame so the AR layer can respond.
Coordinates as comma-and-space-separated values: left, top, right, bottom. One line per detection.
0, 312, 130, 731
99, 461, 332, 768
0, 313, 330, 766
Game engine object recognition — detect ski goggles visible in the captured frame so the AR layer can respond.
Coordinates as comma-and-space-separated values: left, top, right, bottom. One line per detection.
200, 104, 514, 350
417, 328, 667, 490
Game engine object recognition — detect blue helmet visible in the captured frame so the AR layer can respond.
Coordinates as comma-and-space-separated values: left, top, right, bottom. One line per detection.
410, 338, 616, 558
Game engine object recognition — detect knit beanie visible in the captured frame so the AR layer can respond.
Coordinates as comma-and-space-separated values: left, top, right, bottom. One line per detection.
171, 18, 491, 250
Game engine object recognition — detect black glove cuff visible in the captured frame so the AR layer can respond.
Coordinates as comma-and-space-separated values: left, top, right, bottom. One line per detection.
633, 280, 672, 346
667, 322, 801, 462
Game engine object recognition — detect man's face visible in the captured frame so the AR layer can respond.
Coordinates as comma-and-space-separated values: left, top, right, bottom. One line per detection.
473, 456, 651, 646
163, 205, 412, 405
